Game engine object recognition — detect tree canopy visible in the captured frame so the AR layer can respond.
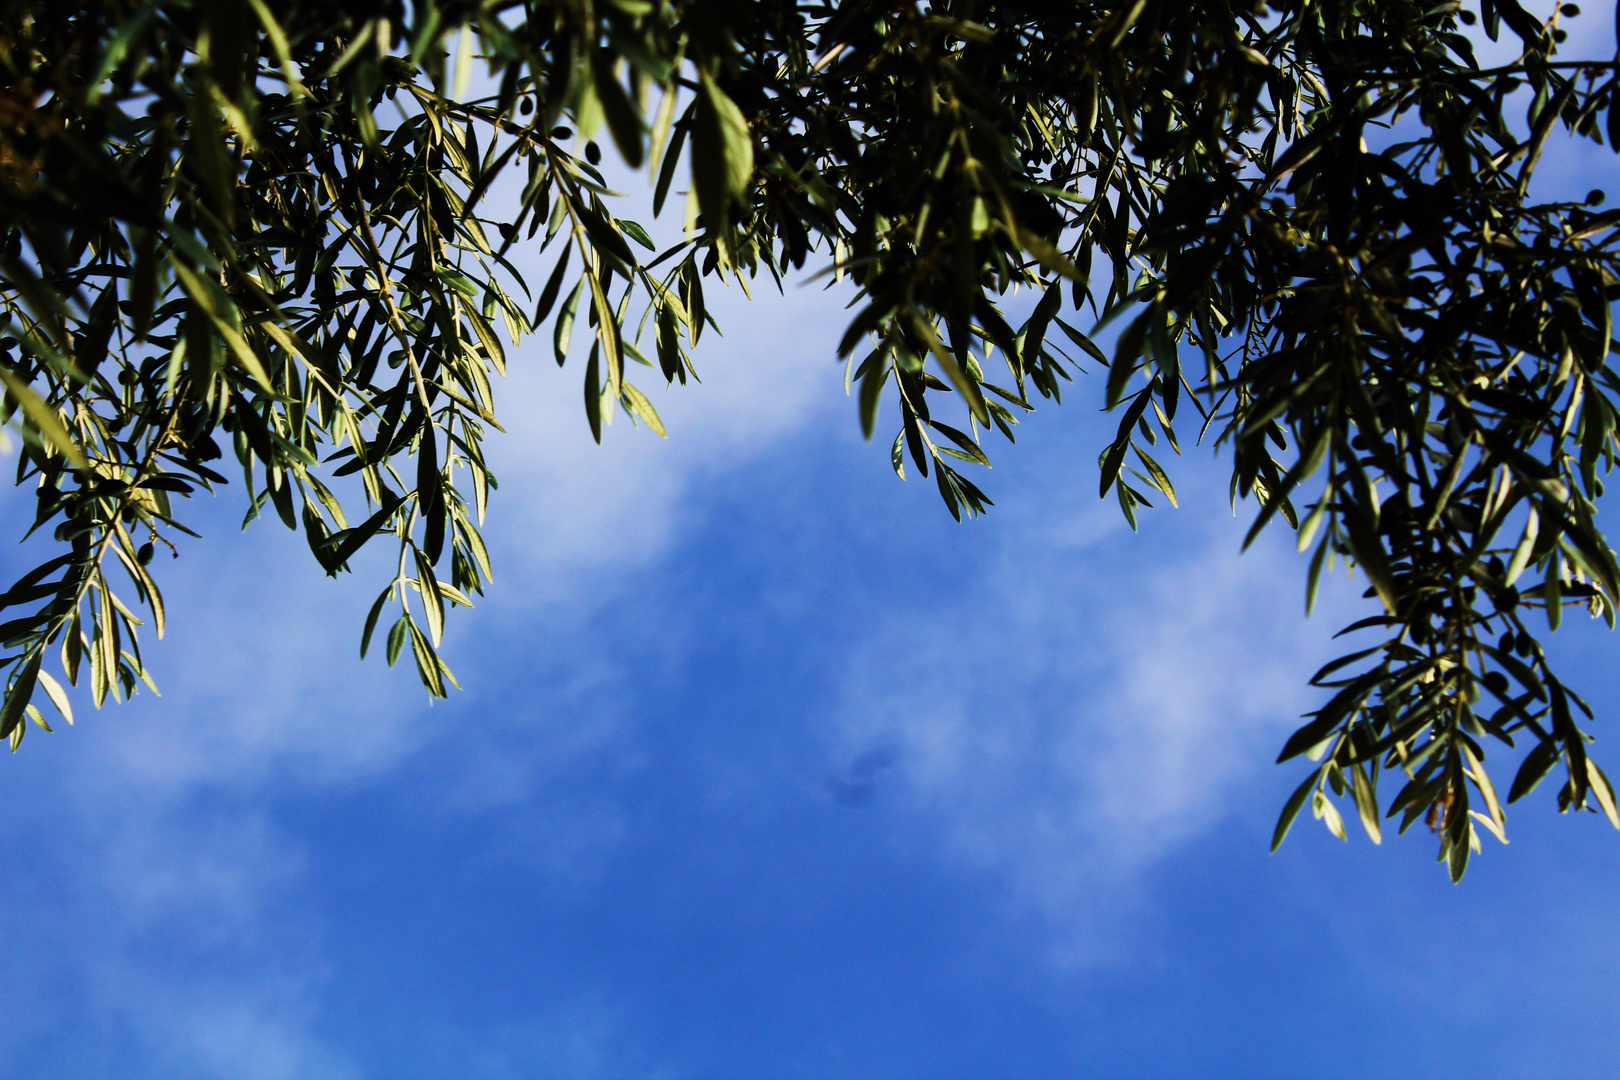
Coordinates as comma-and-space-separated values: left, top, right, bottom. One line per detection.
3, 0, 1619, 878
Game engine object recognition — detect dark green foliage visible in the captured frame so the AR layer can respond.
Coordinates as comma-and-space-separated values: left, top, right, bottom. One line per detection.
2, 0, 1618, 876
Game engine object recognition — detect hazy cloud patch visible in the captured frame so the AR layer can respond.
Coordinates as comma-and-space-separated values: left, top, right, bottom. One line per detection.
825, 471, 1363, 966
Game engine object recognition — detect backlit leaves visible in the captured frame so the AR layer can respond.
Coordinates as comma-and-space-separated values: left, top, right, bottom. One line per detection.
2, 0, 1619, 879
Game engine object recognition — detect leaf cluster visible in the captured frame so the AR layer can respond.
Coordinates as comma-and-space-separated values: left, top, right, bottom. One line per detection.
3, 0, 1619, 877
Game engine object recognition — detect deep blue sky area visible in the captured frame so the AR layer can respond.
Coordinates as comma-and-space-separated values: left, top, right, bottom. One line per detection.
4, 26, 1620, 1080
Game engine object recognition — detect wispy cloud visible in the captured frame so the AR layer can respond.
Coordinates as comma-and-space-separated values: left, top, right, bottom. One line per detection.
0, 786, 356, 1079
824, 462, 1364, 966
0, 261, 854, 1075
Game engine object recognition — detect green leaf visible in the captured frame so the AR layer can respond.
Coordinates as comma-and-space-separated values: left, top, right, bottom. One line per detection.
1133, 444, 1177, 507
1589, 760, 1620, 829
585, 267, 622, 404
1099, 388, 1154, 498
653, 108, 691, 217
87, 1, 158, 102
360, 586, 392, 659
1116, 480, 1139, 530
1054, 318, 1108, 366
418, 424, 445, 565
930, 422, 990, 467
554, 279, 583, 366
416, 548, 444, 647
324, 494, 403, 575
1017, 228, 1080, 280
691, 70, 755, 232
584, 344, 603, 444
1243, 426, 1329, 551
247, 0, 307, 97
1106, 308, 1151, 408
1462, 743, 1506, 832
170, 259, 274, 392
1350, 762, 1382, 844
619, 220, 656, 251
435, 267, 480, 299
1340, 495, 1398, 616
1445, 827, 1469, 882
385, 615, 410, 667
594, 51, 645, 168
1505, 504, 1540, 585
33, 668, 72, 727
913, 315, 989, 426
1507, 739, 1560, 803
465, 307, 507, 376
0, 654, 42, 741
1280, 674, 1381, 761
407, 618, 447, 697
1545, 547, 1563, 632
0, 366, 87, 467
1314, 789, 1347, 841
620, 381, 667, 437
1272, 769, 1320, 852
655, 303, 682, 383
859, 350, 890, 439
257, 319, 341, 394
647, 81, 680, 174
534, 243, 574, 326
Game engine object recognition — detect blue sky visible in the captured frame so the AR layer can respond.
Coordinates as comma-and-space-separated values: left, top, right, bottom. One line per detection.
3, 17, 1620, 1079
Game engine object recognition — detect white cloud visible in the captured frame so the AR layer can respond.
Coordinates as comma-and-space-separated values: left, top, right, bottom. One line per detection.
477, 274, 847, 598
0, 785, 357, 1080
0, 234, 857, 1075
823, 464, 1365, 967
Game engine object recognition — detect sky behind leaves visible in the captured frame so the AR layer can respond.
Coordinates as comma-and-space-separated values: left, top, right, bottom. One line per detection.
1, 55, 1619, 1078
